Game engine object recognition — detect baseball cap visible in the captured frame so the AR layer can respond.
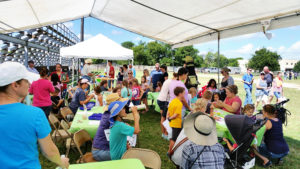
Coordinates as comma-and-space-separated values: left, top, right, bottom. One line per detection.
80, 79, 90, 85
0, 62, 33, 87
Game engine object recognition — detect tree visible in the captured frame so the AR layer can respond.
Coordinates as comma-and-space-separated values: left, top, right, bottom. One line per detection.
228, 57, 242, 67
121, 41, 135, 49
146, 41, 167, 63
294, 61, 300, 72
92, 59, 104, 64
248, 48, 281, 71
203, 52, 228, 68
173, 46, 200, 66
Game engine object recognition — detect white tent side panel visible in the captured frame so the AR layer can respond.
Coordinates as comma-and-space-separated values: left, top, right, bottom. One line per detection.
60, 34, 133, 60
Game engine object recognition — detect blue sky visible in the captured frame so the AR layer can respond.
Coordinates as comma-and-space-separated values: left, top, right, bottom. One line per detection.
64, 17, 300, 60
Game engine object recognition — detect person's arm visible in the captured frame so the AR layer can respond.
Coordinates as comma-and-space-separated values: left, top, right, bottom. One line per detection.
181, 97, 192, 111
57, 99, 64, 107
38, 135, 69, 168
79, 94, 94, 105
265, 120, 272, 131
131, 107, 141, 134
223, 138, 234, 152
168, 113, 179, 120
228, 76, 234, 85
139, 88, 144, 100
221, 101, 240, 113
98, 94, 103, 106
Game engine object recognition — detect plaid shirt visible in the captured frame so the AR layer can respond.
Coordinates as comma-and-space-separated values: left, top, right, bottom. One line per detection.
181, 141, 225, 169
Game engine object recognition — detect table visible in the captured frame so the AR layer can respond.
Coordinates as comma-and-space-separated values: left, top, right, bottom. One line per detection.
67, 159, 145, 169
69, 106, 104, 138
147, 92, 160, 112
213, 109, 265, 146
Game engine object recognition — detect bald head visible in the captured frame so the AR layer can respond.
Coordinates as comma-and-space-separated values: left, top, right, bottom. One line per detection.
263, 66, 269, 73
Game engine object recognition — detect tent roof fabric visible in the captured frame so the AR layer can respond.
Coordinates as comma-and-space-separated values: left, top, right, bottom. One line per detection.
1, 0, 300, 47
60, 34, 133, 60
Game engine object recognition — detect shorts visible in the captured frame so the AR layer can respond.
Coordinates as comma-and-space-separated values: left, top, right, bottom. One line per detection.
256, 94, 268, 102
132, 100, 141, 105
171, 127, 182, 141
157, 100, 168, 118
141, 89, 150, 99
92, 149, 111, 161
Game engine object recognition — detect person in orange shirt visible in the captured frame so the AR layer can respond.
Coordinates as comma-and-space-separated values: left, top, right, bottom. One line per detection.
167, 87, 185, 155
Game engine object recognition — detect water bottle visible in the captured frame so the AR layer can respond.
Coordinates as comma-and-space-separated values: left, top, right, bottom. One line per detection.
82, 104, 88, 120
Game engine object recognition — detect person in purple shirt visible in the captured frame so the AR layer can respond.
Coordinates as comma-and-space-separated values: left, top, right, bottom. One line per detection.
169, 68, 192, 118
92, 93, 129, 161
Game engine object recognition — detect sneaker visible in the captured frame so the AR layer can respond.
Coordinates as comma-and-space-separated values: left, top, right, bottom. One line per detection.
276, 158, 283, 166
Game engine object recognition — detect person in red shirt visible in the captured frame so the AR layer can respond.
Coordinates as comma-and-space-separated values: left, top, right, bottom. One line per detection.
50, 63, 69, 98
108, 61, 115, 88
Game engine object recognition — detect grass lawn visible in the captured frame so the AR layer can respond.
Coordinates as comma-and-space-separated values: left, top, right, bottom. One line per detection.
41, 71, 300, 169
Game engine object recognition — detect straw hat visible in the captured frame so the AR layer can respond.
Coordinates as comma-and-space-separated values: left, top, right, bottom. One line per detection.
222, 67, 231, 73
85, 59, 93, 64
183, 112, 217, 146
104, 93, 128, 111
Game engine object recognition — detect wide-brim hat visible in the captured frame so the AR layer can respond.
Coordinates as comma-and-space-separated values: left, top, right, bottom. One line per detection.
109, 100, 129, 118
85, 59, 93, 64
183, 112, 217, 146
222, 67, 231, 73
103, 93, 128, 111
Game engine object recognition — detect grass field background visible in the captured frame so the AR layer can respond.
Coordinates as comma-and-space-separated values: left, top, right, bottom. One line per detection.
41, 71, 300, 169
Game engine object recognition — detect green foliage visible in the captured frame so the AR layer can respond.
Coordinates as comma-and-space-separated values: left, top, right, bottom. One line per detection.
228, 58, 242, 67
248, 48, 281, 71
203, 51, 230, 68
92, 59, 104, 64
294, 61, 300, 72
121, 41, 135, 49
173, 46, 203, 66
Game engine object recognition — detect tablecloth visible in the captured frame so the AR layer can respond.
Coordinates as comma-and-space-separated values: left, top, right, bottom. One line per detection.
68, 159, 145, 169
147, 92, 160, 112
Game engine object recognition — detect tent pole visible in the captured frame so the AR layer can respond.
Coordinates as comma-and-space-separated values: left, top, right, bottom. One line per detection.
217, 32, 220, 86
72, 58, 75, 87
78, 17, 85, 80
24, 43, 28, 67
171, 47, 175, 72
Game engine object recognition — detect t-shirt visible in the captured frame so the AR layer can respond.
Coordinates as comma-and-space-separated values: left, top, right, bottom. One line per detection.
93, 111, 110, 150
110, 121, 134, 160
191, 96, 197, 104
123, 70, 128, 79
29, 79, 55, 107
109, 66, 115, 78
150, 70, 162, 88
131, 68, 136, 78
0, 103, 51, 169
121, 87, 132, 99
117, 72, 123, 81
146, 76, 151, 85
264, 73, 273, 87
169, 80, 189, 108
27, 67, 39, 74
132, 85, 141, 101
223, 96, 242, 115
160, 72, 169, 84
100, 86, 108, 92
81, 65, 93, 76
69, 88, 86, 114
242, 73, 253, 89
168, 98, 183, 128
157, 79, 172, 102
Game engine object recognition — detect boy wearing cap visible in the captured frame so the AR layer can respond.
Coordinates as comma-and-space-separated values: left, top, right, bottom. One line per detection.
167, 87, 185, 155
92, 93, 128, 161
109, 100, 140, 160
69, 79, 94, 114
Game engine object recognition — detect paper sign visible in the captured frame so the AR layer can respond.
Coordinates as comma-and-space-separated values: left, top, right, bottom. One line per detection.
88, 120, 100, 125
162, 120, 172, 138
104, 129, 137, 147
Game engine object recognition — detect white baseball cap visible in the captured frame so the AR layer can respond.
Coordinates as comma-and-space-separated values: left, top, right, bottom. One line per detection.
0, 62, 33, 87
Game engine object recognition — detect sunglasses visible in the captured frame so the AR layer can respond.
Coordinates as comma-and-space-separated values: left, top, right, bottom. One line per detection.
128, 73, 132, 74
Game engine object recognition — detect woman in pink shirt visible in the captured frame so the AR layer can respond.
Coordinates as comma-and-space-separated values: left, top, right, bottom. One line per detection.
29, 67, 55, 118
213, 85, 242, 115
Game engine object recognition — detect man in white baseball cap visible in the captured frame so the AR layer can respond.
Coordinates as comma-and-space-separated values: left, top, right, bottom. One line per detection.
0, 62, 69, 168
181, 112, 225, 169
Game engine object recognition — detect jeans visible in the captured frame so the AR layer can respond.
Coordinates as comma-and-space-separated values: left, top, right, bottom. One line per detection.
244, 88, 253, 106
259, 144, 289, 160
38, 106, 52, 119
108, 80, 113, 88
92, 150, 111, 161
274, 92, 281, 99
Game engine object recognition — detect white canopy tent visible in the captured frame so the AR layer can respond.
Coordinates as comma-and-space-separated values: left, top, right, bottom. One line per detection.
60, 33, 133, 60
1, 0, 300, 47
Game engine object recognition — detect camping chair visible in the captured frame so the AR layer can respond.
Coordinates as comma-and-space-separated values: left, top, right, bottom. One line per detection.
60, 120, 76, 157
122, 148, 161, 169
60, 107, 74, 127
48, 114, 69, 143
73, 129, 97, 163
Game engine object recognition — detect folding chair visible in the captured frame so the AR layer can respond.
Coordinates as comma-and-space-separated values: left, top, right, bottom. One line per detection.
60, 120, 76, 157
60, 107, 74, 127
48, 114, 69, 143
73, 129, 97, 163
122, 148, 161, 169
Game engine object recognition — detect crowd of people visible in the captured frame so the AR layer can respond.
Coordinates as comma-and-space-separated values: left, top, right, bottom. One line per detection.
0, 59, 291, 169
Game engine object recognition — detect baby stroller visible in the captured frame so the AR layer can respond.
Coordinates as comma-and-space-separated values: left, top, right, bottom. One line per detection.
224, 115, 267, 169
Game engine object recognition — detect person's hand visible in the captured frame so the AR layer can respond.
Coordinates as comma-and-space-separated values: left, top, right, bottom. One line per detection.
223, 138, 228, 143
60, 157, 69, 169
214, 100, 224, 108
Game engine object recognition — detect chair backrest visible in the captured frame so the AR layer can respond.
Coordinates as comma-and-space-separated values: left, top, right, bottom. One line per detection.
60, 107, 73, 119
122, 148, 161, 169
49, 113, 60, 129
74, 129, 92, 156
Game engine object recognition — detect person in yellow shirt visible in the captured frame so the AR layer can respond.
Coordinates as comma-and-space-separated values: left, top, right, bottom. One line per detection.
167, 86, 185, 155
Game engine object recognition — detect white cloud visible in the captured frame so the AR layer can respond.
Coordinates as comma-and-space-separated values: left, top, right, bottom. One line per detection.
111, 30, 123, 35
77, 34, 94, 40
221, 43, 255, 59
133, 37, 142, 42
236, 44, 254, 54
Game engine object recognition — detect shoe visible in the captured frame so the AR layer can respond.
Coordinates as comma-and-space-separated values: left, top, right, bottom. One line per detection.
276, 158, 283, 165
162, 134, 169, 140
263, 160, 272, 168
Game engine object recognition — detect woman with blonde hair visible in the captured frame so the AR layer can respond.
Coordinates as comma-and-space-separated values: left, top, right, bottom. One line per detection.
143, 69, 151, 85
